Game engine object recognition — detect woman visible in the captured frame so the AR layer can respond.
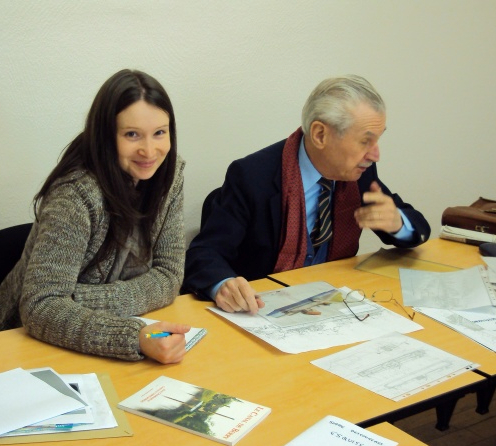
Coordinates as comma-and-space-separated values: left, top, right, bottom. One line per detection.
0, 69, 190, 363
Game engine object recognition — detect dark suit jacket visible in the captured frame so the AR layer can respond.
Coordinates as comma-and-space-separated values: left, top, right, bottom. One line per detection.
184, 138, 430, 297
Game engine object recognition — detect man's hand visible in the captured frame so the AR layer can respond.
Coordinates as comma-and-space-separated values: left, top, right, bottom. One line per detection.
215, 277, 265, 314
354, 181, 403, 233
139, 321, 191, 364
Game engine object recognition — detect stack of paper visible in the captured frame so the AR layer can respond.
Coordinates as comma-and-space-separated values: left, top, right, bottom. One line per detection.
440, 225, 496, 245
0, 368, 86, 436
0, 367, 117, 438
399, 264, 496, 352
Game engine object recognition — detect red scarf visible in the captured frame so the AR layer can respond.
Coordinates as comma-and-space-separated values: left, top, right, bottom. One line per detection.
273, 128, 362, 273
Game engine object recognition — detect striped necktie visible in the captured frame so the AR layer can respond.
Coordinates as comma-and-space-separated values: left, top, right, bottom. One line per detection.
310, 178, 334, 248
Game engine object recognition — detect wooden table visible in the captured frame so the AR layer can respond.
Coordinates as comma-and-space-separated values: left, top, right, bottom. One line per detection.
268, 239, 495, 375
269, 238, 495, 428
369, 423, 428, 445
0, 278, 450, 445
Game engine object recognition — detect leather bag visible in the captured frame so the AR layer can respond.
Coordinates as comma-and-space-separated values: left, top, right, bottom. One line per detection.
442, 197, 496, 234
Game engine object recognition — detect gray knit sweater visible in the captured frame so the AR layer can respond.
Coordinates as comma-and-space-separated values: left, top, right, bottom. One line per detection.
0, 157, 185, 361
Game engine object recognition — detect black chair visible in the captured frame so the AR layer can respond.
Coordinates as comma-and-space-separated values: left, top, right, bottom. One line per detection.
0, 223, 33, 284
200, 187, 221, 229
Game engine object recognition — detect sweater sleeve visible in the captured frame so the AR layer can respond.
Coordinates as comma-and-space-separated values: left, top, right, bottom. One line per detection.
71, 165, 185, 316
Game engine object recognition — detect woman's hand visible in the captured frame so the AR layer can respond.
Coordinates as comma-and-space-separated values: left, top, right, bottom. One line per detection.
139, 321, 191, 364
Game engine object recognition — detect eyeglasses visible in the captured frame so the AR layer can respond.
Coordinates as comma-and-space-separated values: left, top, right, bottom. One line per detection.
342, 289, 370, 321
344, 289, 415, 321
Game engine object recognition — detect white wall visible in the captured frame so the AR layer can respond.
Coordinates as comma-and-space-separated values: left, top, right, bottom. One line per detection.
1, 1, 496, 255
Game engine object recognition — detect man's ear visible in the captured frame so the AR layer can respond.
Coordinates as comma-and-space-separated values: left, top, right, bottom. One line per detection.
309, 121, 329, 150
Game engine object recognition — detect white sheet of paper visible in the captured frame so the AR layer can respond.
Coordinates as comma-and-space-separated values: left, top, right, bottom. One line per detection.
285, 415, 398, 446
208, 282, 422, 354
27, 368, 93, 427
415, 306, 496, 353
66, 373, 117, 432
311, 333, 478, 401
482, 256, 496, 282
0, 368, 85, 435
400, 266, 494, 309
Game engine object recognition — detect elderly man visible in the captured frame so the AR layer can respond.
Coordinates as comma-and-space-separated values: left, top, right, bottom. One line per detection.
183, 75, 430, 314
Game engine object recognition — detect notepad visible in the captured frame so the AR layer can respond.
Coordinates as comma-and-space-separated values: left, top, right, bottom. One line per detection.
184, 327, 207, 351
135, 317, 207, 351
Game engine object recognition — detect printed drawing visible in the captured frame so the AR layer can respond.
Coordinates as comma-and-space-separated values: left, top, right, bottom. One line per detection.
312, 333, 477, 401
208, 282, 423, 354
257, 286, 377, 328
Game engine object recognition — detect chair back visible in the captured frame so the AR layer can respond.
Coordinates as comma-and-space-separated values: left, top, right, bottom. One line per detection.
201, 188, 221, 229
0, 223, 32, 284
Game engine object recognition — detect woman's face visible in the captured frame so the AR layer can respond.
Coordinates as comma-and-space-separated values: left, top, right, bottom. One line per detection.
116, 100, 171, 183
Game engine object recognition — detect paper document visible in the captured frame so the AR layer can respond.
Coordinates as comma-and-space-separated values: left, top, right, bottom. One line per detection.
62, 373, 118, 433
285, 415, 397, 446
456, 307, 496, 330
483, 256, 496, 280
311, 333, 478, 401
400, 265, 496, 309
0, 368, 85, 436
2, 372, 118, 437
415, 306, 496, 353
208, 282, 422, 354
26, 368, 93, 428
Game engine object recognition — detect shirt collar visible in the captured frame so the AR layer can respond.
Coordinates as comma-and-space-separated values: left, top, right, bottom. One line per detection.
298, 136, 322, 193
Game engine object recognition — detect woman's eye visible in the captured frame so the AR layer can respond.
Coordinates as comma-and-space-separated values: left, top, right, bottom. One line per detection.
125, 131, 138, 138
155, 129, 167, 136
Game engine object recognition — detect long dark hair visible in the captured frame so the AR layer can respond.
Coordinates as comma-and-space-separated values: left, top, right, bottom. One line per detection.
34, 69, 177, 269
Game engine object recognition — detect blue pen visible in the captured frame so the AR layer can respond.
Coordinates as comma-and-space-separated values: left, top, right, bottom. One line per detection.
145, 331, 172, 338
15, 423, 80, 433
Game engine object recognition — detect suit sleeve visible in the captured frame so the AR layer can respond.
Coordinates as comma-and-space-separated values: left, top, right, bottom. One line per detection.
359, 164, 431, 248
183, 160, 253, 298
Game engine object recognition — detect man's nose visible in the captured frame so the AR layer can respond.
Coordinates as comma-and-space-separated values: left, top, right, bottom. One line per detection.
368, 143, 380, 162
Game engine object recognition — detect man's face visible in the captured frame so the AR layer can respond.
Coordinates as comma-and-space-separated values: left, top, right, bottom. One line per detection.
312, 103, 386, 181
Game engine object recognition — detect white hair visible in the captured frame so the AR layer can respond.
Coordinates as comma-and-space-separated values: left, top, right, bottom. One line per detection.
301, 75, 385, 136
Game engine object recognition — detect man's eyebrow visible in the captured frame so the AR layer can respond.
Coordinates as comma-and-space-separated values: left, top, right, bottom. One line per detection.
364, 127, 386, 138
